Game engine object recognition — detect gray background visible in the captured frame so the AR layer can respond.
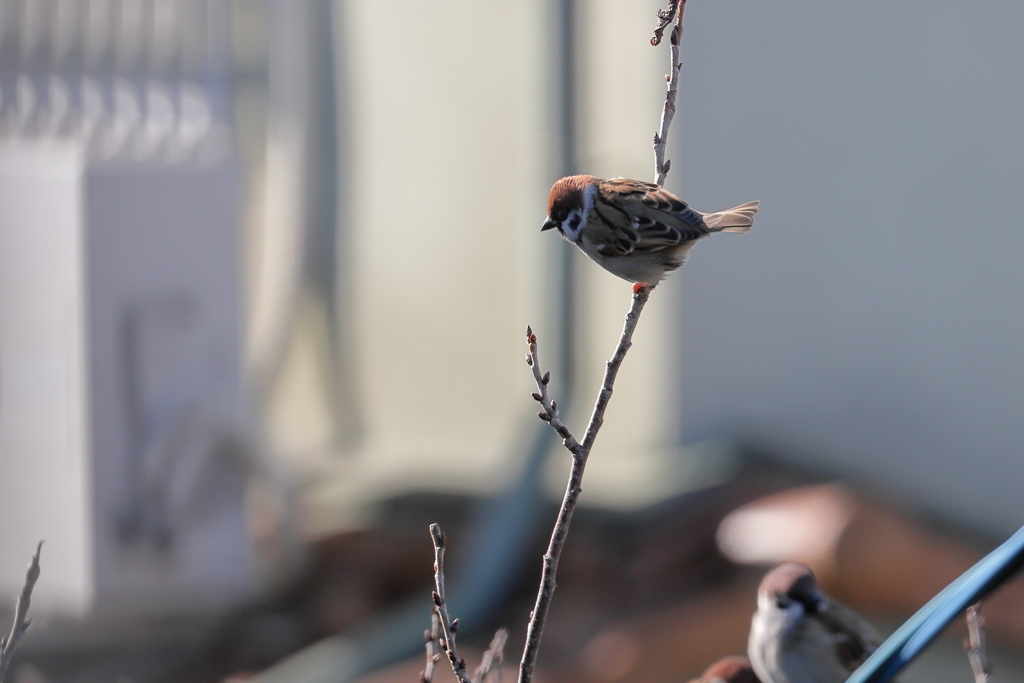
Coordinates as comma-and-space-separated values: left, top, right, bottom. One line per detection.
673, 1, 1024, 535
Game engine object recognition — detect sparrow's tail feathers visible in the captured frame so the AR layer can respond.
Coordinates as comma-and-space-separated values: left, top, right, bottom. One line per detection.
703, 200, 759, 233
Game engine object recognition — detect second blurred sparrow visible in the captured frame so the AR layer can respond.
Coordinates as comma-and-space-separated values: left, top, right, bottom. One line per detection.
748, 563, 882, 683
691, 656, 762, 683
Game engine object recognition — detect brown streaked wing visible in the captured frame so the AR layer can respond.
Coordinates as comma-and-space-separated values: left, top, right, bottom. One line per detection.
596, 192, 706, 252
634, 214, 705, 250
815, 600, 882, 672
589, 197, 640, 253
598, 178, 707, 232
592, 178, 710, 253
637, 185, 706, 226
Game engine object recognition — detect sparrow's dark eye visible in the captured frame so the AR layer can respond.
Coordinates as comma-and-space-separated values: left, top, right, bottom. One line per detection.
775, 595, 792, 609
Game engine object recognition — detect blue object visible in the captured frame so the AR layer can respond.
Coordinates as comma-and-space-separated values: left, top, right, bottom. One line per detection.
846, 524, 1024, 683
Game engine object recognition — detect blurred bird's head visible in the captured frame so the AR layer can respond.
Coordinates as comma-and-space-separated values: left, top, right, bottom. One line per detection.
693, 656, 762, 683
757, 562, 828, 624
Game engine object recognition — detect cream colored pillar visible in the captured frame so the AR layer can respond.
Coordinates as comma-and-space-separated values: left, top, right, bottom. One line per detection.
295, 0, 555, 528
288, 0, 731, 528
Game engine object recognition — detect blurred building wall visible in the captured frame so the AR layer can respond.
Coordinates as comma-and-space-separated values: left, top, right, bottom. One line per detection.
0, 0, 258, 619
672, 1, 1024, 535
261, 0, 719, 529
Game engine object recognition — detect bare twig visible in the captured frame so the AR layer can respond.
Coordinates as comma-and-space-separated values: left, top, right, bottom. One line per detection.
525, 326, 581, 457
425, 528, 508, 683
650, 0, 681, 46
420, 612, 442, 683
474, 628, 509, 683
0, 542, 43, 683
653, 0, 687, 186
518, 285, 653, 683
430, 524, 473, 683
964, 603, 990, 683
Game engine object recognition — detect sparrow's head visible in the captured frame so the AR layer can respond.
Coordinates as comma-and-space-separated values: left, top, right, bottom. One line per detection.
695, 657, 761, 683
542, 175, 599, 242
757, 563, 827, 620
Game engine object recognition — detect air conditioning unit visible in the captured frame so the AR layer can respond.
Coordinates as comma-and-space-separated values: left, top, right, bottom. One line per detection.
0, 7, 262, 621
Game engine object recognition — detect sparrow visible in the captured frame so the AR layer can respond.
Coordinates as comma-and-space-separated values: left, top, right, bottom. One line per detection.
542, 175, 758, 286
748, 563, 883, 683
690, 656, 762, 683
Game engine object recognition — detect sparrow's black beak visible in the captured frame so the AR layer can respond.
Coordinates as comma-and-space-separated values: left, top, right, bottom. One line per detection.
541, 219, 557, 232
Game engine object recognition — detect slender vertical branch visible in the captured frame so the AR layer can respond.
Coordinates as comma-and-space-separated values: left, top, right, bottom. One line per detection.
517, 285, 652, 683
0, 542, 43, 683
517, 4, 683, 676
964, 603, 990, 683
430, 525, 473, 683
653, 0, 687, 187
432, 5, 687, 682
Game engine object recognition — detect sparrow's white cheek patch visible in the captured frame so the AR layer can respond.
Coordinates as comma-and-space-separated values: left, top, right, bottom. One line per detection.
563, 209, 584, 241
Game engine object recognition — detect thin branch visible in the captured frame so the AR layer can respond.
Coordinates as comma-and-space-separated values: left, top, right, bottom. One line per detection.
474, 628, 509, 683
429, 524, 473, 683
653, 0, 687, 187
964, 603, 990, 683
0, 542, 43, 683
419, 612, 442, 683
650, 0, 681, 47
517, 285, 653, 683
525, 327, 581, 457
